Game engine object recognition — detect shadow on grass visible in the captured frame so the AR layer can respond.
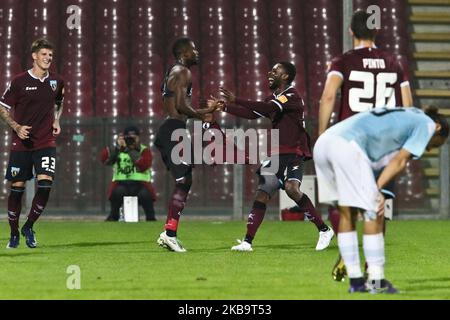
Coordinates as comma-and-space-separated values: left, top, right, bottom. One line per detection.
43, 241, 150, 249
406, 277, 450, 284
254, 244, 316, 250
0, 252, 46, 258
402, 277, 450, 293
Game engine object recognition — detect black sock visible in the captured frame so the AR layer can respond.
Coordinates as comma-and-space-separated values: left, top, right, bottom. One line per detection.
318, 224, 329, 232
244, 234, 253, 244
166, 230, 177, 237
350, 277, 365, 287
23, 220, 34, 230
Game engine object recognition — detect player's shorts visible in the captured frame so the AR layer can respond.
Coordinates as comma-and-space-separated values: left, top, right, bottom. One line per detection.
5, 147, 56, 182
154, 118, 192, 181
314, 134, 379, 212
256, 154, 305, 197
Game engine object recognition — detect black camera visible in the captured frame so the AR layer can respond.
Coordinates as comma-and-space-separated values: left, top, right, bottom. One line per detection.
124, 136, 135, 146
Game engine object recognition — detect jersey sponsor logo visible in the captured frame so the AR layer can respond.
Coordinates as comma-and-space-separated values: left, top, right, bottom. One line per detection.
292, 166, 300, 171
26, 87, 38, 91
278, 95, 288, 104
11, 167, 20, 177
50, 80, 58, 91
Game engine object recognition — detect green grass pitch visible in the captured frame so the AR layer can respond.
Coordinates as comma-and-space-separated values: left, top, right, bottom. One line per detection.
0, 220, 449, 300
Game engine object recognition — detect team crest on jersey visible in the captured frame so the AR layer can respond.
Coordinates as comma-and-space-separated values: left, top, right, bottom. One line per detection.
11, 167, 20, 177
50, 80, 57, 91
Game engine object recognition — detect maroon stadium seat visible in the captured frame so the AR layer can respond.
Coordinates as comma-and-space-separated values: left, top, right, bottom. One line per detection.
95, 0, 129, 117
60, 0, 95, 117
0, 0, 25, 83
25, 0, 60, 73
304, 0, 342, 123
395, 160, 427, 210
235, 0, 271, 100
130, 0, 165, 117
0, 1, 26, 205
199, 0, 237, 98
269, 0, 308, 99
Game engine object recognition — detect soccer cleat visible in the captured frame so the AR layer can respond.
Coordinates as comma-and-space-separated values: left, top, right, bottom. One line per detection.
332, 255, 347, 282
348, 277, 368, 293
157, 231, 186, 252
231, 239, 253, 252
348, 284, 368, 293
315, 227, 334, 251
6, 234, 20, 249
367, 279, 399, 294
21, 226, 37, 249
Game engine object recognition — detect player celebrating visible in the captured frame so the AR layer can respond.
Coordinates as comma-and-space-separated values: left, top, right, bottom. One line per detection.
0, 39, 64, 249
314, 106, 448, 293
211, 62, 334, 252
318, 10, 413, 280
155, 38, 214, 252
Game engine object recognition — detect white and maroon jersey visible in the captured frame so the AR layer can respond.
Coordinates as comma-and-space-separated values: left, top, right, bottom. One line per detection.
0, 70, 64, 151
328, 46, 410, 121
230, 87, 312, 159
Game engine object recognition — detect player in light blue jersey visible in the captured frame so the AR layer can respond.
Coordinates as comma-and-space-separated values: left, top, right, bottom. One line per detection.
314, 106, 448, 294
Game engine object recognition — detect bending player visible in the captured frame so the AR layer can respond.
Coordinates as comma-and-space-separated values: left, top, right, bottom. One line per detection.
0, 39, 64, 248
318, 10, 413, 281
209, 62, 334, 251
315, 106, 448, 293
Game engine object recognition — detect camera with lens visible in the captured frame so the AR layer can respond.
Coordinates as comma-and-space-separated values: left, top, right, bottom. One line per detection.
124, 136, 136, 146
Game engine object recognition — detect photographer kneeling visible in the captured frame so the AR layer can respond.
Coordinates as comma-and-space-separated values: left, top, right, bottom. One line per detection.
100, 126, 157, 221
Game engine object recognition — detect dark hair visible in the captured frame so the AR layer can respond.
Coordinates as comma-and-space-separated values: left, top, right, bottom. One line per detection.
351, 10, 377, 40
124, 125, 140, 136
425, 106, 449, 138
279, 61, 296, 84
31, 38, 54, 54
172, 37, 193, 59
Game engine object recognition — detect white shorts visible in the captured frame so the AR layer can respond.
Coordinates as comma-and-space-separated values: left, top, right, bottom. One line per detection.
314, 134, 379, 212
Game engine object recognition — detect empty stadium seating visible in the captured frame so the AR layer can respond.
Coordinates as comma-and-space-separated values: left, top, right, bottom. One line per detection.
268, 0, 308, 99
304, 0, 343, 127
60, 0, 94, 117
130, 0, 165, 117
26, 0, 60, 73
95, 0, 130, 117
0, 1, 427, 216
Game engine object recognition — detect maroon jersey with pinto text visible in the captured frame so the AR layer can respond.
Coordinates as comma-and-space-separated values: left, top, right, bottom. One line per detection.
0, 71, 64, 151
226, 87, 312, 159
328, 47, 410, 121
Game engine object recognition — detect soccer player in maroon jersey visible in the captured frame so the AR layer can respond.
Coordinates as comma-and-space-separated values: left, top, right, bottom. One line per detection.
0, 39, 64, 248
155, 38, 214, 252
209, 62, 334, 251
318, 10, 413, 281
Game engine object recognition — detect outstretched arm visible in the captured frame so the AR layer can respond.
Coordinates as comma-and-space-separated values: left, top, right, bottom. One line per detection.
219, 87, 273, 117
207, 96, 262, 119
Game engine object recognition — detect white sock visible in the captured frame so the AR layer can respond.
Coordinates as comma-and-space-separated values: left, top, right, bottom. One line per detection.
338, 231, 363, 278
363, 233, 385, 281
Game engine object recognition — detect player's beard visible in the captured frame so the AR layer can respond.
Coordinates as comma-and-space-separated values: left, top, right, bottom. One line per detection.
188, 57, 199, 67
269, 78, 281, 91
